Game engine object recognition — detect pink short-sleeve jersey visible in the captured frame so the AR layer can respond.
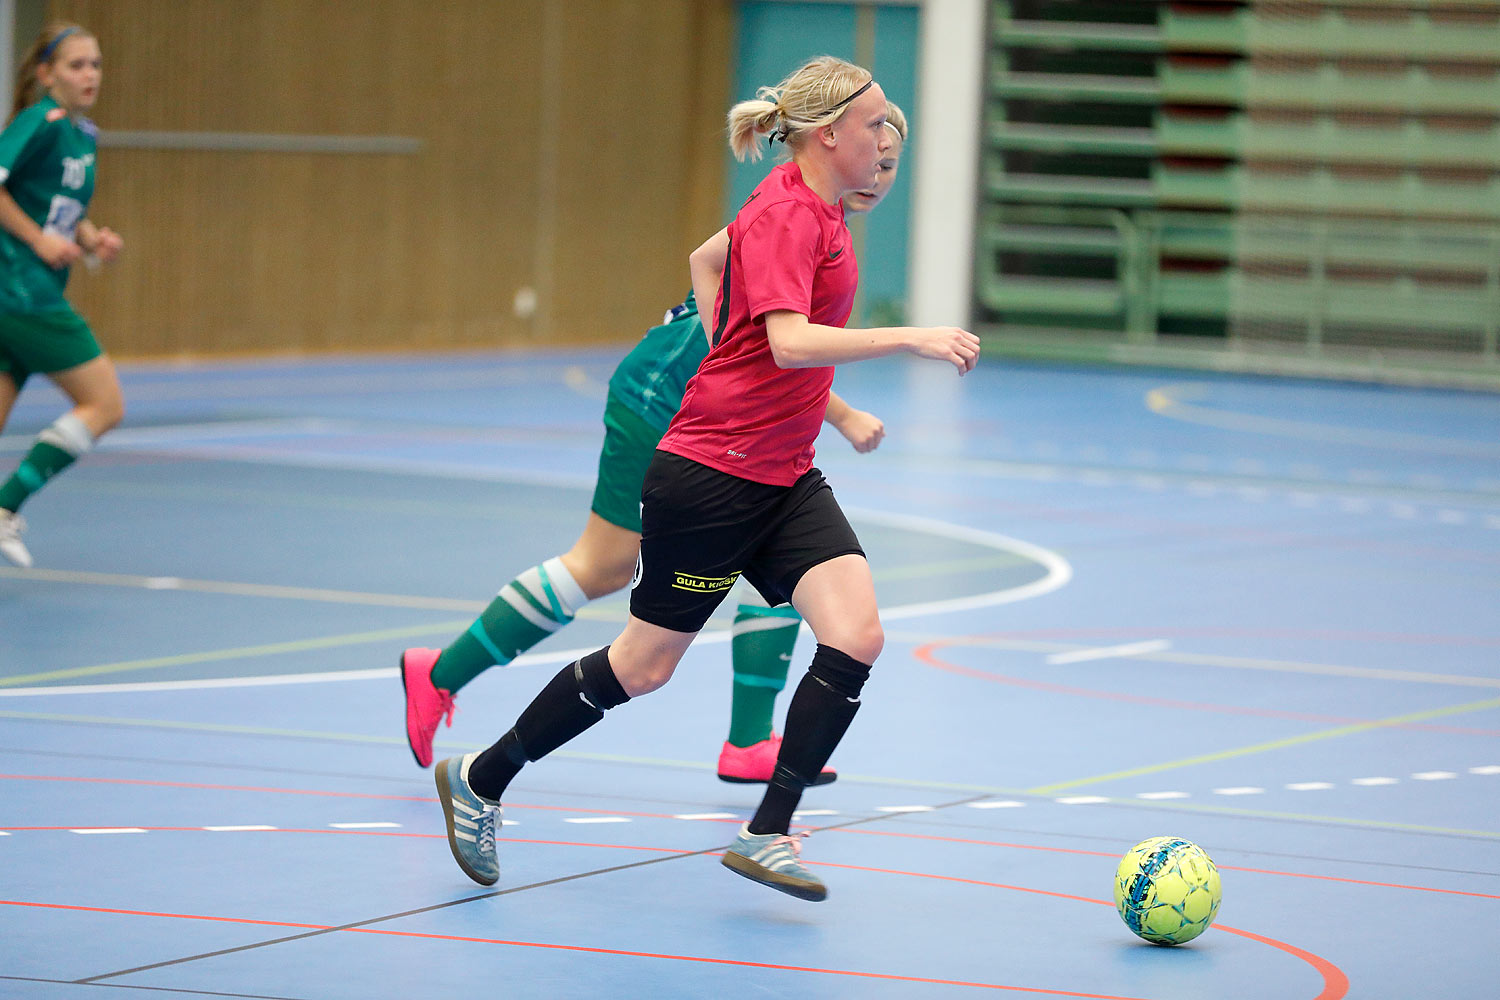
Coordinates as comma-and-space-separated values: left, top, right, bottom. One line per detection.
658, 162, 857, 486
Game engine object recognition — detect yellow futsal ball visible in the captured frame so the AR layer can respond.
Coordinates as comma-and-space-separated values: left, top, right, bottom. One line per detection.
1114, 836, 1222, 945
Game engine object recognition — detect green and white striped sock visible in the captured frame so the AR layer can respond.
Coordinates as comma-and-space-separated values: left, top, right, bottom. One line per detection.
432, 556, 587, 694
727, 601, 802, 747
0, 414, 93, 513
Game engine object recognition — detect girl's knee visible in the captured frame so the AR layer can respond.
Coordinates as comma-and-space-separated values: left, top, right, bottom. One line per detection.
100, 398, 124, 433
826, 621, 882, 666
75, 399, 124, 437
852, 626, 883, 666
613, 657, 676, 697
563, 549, 638, 600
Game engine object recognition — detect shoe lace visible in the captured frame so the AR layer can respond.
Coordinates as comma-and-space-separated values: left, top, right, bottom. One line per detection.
770, 830, 808, 857
436, 689, 456, 729
477, 805, 498, 855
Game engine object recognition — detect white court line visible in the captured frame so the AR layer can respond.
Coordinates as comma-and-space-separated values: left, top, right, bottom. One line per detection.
0, 509, 1072, 696
1046, 639, 1171, 665
70, 828, 147, 835
966, 801, 1025, 809
0, 418, 353, 453
330, 822, 401, 829
674, 813, 736, 821
204, 825, 277, 832
563, 816, 631, 825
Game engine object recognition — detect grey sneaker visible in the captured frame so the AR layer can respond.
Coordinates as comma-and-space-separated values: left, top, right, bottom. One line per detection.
721, 824, 827, 901
435, 752, 500, 886
0, 511, 32, 568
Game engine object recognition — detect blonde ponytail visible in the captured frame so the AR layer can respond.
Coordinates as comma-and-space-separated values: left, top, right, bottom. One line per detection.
724, 56, 875, 164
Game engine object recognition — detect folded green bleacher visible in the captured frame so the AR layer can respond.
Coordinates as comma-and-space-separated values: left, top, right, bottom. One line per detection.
977, 0, 1500, 381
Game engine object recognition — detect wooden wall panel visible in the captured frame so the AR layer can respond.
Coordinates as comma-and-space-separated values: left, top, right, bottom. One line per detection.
43, 0, 731, 357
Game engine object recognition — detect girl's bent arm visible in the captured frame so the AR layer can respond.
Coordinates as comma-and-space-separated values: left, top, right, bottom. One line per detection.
764, 310, 979, 374
824, 390, 885, 453
0, 188, 78, 269
689, 227, 730, 346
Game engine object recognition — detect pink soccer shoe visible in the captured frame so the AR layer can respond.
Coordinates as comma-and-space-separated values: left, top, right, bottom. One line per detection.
716, 733, 837, 786
401, 647, 455, 768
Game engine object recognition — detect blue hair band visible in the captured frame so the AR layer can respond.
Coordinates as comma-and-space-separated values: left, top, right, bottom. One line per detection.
39, 27, 80, 64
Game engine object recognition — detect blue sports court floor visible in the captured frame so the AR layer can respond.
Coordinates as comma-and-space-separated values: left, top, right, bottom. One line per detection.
2, 347, 1497, 998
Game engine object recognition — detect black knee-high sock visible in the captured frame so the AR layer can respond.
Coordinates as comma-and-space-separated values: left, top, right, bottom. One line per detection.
747, 649, 867, 835
466, 647, 629, 801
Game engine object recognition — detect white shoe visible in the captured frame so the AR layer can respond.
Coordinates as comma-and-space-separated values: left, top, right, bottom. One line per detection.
0, 510, 33, 568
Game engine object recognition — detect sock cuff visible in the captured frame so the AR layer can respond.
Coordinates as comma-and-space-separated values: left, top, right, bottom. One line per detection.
809, 643, 873, 702
732, 605, 802, 636
538, 557, 588, 618
576, 645, 630, 711
39, 413, 94, 456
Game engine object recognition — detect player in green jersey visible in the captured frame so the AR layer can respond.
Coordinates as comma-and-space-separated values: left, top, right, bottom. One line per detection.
401, 102, 908, 786
0, 23, 125, 568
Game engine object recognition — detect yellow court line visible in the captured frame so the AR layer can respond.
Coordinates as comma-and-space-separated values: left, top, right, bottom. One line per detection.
0, 621, 472, 688
1028, 694, 1500, 796
1146, 383, 1500, 459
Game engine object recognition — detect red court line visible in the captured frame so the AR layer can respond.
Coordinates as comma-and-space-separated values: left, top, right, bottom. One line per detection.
0, 836, 1352, 999
809, 863, 1348, 1000
839, 828, 1500, 901
2, 899, 325, 932
0, 774, 701, 820
8, 822, 1490, 902
0, 827, 690, 855
911, 643, 1500, 737
0, 899, 1148, 998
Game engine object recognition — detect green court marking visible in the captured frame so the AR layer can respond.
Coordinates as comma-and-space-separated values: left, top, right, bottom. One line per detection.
0, 709, 718, 774
0, 566, 489, 612
1028, 695, 1500, 795
0, 621, 471, 688
0, 709, 409, 746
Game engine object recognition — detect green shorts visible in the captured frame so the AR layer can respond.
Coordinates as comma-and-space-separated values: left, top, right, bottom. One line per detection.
0, 304, 102, 386
590, 393, 669, 534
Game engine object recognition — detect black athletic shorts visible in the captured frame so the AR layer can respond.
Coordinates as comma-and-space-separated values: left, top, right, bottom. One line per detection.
629, 451, 864, 634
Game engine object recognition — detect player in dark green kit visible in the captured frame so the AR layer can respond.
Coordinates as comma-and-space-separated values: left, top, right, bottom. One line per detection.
0, 23, 125, 568
401, 104, 909, 787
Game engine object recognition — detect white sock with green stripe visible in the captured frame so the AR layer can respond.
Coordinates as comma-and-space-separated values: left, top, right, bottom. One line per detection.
0, 413, 93, 513
432, 557, 588, 693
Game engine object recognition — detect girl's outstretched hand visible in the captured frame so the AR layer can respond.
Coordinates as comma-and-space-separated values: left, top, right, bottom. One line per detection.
912, 326, 981, 374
